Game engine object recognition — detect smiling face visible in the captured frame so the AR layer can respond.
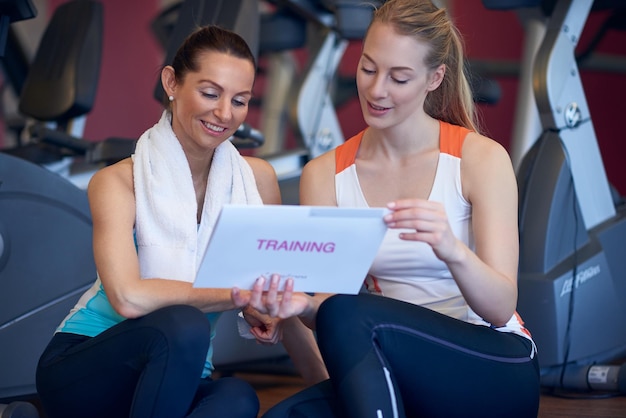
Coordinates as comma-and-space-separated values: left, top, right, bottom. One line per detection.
356, 21, 444, 132
163, 50, 255, 152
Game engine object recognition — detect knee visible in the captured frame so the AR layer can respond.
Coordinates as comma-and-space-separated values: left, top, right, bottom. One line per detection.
316, 294, 360, 331
232, 382, 259, 417
316, 294, 388, 352
149, 305, 212, 354
215, 377, 260, 417
316, 294, 360, 344
317, 295, 352, 324
262, 379, 337, 418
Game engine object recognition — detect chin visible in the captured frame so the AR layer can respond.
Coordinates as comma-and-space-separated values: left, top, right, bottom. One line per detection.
363, 116, 391, 131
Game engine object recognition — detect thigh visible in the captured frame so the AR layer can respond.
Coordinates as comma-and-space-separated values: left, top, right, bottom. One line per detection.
377, 321, 539, 418
317, 294, 540, 418
37, 305, 212, 418
37, 331, 150, 418
261, 379, 339, 418
187, 377, 259, 418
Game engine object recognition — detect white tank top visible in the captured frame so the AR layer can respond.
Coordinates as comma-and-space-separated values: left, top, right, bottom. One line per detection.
334, 121, 535, 347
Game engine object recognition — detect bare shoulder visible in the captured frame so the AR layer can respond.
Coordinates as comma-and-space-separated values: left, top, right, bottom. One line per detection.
463, 131, 509, 158
88, 157, 134, 196
243, 155, 276, 179
461, 131, 517, 200
86, 157, 137, 231
300, 150, 336, 206
302, 149, 336, 176
243, 156, 281, 204
462, 132, 513, 173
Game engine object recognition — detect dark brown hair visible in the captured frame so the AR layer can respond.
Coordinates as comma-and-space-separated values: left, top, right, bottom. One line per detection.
170, 25, 256, 85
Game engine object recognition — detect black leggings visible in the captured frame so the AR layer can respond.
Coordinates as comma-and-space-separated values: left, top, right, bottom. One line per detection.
264, 294, 540, 418
36, 305, 259, 418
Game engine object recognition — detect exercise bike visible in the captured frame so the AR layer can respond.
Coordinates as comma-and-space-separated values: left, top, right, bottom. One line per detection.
484, 0, 626, 395
0, 2, 105, 416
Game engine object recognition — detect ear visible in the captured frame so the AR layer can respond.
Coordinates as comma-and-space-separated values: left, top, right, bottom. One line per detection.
427, 64, 446, 92
161, 65, 177, 97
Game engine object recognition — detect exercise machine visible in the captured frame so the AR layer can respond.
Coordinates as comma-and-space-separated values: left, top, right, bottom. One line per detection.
484, 0, 626, 395
1, 0, 105, 190
0, 2, 102, 416
4, 0, 268, 191
0, 3, 41, 413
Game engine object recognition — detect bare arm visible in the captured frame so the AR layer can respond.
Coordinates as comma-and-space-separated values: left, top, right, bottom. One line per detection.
92, 156, 281, 319
281, 316, 329, 384
384, 133, 519, 326
455, 133, 519, 326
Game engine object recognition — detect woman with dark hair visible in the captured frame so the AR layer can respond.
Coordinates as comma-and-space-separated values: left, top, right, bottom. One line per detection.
35, 25, 295, 418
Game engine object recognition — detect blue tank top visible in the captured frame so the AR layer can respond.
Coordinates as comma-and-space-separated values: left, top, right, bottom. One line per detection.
56, 232, 221, 378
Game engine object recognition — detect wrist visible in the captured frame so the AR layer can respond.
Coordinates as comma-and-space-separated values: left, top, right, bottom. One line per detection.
298, 294, 319, 329
441, 239, 468, 266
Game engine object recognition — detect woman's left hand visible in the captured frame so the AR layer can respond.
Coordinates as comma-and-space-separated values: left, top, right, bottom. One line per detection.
241, 305, 283, 345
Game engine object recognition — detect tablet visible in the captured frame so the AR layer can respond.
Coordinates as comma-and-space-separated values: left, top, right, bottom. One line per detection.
194, 204, 388, 294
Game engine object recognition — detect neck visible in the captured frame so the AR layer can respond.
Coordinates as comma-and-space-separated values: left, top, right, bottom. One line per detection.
363, 118, 440, 160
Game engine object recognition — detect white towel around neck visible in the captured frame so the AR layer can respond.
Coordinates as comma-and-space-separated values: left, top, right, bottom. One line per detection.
133, 110, 262, 283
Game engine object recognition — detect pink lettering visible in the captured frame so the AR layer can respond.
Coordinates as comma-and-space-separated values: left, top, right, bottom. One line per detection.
255, 239, 335, 253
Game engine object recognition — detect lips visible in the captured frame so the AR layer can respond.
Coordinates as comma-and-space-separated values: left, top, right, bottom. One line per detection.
202, 120, 226, 134
370, 103, 387, 111
367, 101, 390, 115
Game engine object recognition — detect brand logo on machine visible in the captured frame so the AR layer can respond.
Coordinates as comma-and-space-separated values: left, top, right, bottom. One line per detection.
564, 102, 582, 128
559, 264, 601, 297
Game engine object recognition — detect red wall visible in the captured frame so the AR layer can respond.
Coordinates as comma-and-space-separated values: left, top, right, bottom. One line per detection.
452, 0, 626, 195
48, 0, 163, 142
43, 0, 625, 194
280, 0, 626, 195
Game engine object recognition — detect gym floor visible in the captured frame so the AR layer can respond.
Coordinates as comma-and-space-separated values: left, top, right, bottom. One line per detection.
16, 366, 626, 417
240, 371, 626, 417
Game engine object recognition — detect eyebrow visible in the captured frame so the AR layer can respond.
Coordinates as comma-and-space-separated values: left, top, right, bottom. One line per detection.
361, 53, 414, 73
197, 79, 253, 97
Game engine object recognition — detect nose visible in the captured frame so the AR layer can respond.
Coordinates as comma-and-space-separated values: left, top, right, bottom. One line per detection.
368, 73, 388, 99
214, 98, 232, 122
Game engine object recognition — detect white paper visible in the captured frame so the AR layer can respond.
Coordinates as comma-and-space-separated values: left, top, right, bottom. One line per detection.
194, 204, 388, 294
